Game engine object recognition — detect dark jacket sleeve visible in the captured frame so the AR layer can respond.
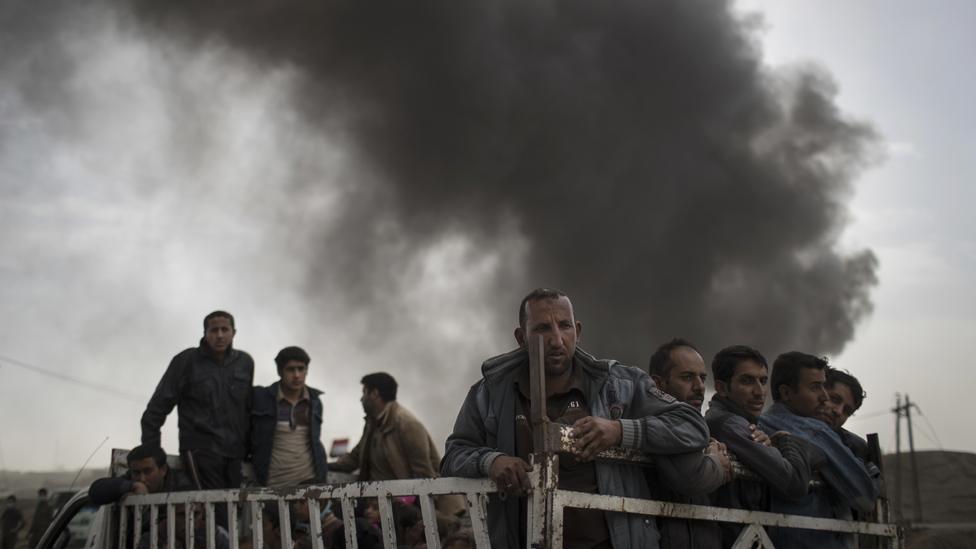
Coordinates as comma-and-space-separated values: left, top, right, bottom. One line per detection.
441, 382, 502, 478
656, 451, 728, 497
618, 370, 710, 454
141, 353, 187, 448
89, 477, 135, 506
716, 415, 811, 501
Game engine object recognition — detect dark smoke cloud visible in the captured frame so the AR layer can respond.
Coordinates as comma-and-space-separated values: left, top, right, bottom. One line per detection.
114, 0, 880, 366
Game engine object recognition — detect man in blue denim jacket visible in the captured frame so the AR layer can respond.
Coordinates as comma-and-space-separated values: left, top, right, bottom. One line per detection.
251, 346, 328, 488
759, 352, 877, 549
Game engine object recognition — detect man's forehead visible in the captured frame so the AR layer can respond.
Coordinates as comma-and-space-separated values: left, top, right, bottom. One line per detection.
129, 457, 157, 470
207, 317, 233, 329
524, 296, 574, 320
800, 367, 826, 382
668, 349, 705, 376
733, 359, 767, 377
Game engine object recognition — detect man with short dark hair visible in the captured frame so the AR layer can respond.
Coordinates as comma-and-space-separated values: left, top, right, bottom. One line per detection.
442, 288, 711, 548
90, 445, 193, 504
705, 345, 812, 546
647, 338, 730, 549
332, 372, 441, 481
27, 488, 53, 548
331, 372, 464, 526
141, 311, 254, 489
251, 346, 328, 488
823, 368, 870, 460
759, 352, 877, 549
1, 496, 24, 549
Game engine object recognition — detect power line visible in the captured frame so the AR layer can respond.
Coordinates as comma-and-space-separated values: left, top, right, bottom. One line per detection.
0, 353, 145, 404
913, 405, 945, 450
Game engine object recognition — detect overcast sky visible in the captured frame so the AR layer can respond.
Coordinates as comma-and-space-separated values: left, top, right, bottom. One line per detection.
1, 0, 973, 473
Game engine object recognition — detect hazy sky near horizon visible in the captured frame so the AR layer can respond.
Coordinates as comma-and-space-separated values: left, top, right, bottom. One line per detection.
1, 0, 973, 473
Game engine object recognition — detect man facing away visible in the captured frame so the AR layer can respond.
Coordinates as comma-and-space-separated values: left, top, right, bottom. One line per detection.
647, 338, 732, 549
331, 372, 465, 531
141, 311, 255, 489
441, 288, 711, 548
705, 345, 812, 546
759, 352, 877, 549
251, 346, 328, 488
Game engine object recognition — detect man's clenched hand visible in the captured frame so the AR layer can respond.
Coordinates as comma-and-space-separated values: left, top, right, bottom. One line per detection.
571, 416, 623, 461
489, 456, 532, 497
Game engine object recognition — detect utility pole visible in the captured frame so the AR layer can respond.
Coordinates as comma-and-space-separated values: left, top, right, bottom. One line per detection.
905, 394, 924, 523
892, 393, 924, 524
893, 393, 902, 522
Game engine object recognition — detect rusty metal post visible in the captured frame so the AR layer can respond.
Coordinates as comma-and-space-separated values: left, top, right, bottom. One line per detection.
526, 335, 560, 548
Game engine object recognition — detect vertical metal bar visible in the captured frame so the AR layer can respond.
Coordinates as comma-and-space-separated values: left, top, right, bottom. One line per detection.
205, 503, 216, 549
186, 504, 195, 549
376, 497, 397, 549
166, 504, 176, 549
528, 334, 549, 453
277, 499, 293, 549
249, 502, 263, 549
548, 493, 564, 549
526, 461, 544, 549
227, 499, 239, 549
419, 495, 441, 549
340, 498, 358, 549
118, 506, 128, 549
133, 505, 143, 549
150, 505, 159, 549
307, 498, 325, 549
465, 493, 491, 549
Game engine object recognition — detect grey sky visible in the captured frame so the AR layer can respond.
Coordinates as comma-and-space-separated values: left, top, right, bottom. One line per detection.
0, 0, 973, 472
738, 0, 975, 454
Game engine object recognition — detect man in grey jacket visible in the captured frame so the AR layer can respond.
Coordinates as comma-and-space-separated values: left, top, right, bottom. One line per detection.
647, 338, 731, 549
441, 288, 711, 549
705, 345, 812, 546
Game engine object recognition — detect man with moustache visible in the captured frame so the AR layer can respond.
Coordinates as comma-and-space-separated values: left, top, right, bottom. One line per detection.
142, 310, 255, 489
647, 338, 732, 549
442, 288, 711, 549
705, 345, 812, 547
759, 352, 877, 549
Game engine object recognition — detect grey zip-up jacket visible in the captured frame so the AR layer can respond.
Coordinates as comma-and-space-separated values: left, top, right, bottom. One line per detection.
440, 347, 710, 548
142, 340, 254, 458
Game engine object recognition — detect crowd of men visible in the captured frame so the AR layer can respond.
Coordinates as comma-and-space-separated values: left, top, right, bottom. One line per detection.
90, 291, 879, 549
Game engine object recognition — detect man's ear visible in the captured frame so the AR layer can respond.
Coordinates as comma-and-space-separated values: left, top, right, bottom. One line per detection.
575, 320, 582, 341
714, 380, 729, 397
160, 463, 169, 477
777, 384, 792, 402
650, 374, 665, 389
514, 327, 526, 347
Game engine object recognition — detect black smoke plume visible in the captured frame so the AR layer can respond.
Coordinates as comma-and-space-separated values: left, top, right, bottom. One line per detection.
123, 0, 878, 365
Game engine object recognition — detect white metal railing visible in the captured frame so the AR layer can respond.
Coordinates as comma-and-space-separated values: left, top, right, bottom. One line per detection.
119, 477, 496, 549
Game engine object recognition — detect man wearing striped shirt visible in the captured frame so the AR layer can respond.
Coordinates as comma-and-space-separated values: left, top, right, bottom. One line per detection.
251, 346, 329, 488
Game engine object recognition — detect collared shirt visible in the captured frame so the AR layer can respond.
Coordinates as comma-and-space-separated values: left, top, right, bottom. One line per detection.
268, 387, 315, 488
513, 362, 612, 549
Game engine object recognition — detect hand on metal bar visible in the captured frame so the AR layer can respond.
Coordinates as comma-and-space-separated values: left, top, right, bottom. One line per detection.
570, 416, 623, 461
489, 455, 533, 497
